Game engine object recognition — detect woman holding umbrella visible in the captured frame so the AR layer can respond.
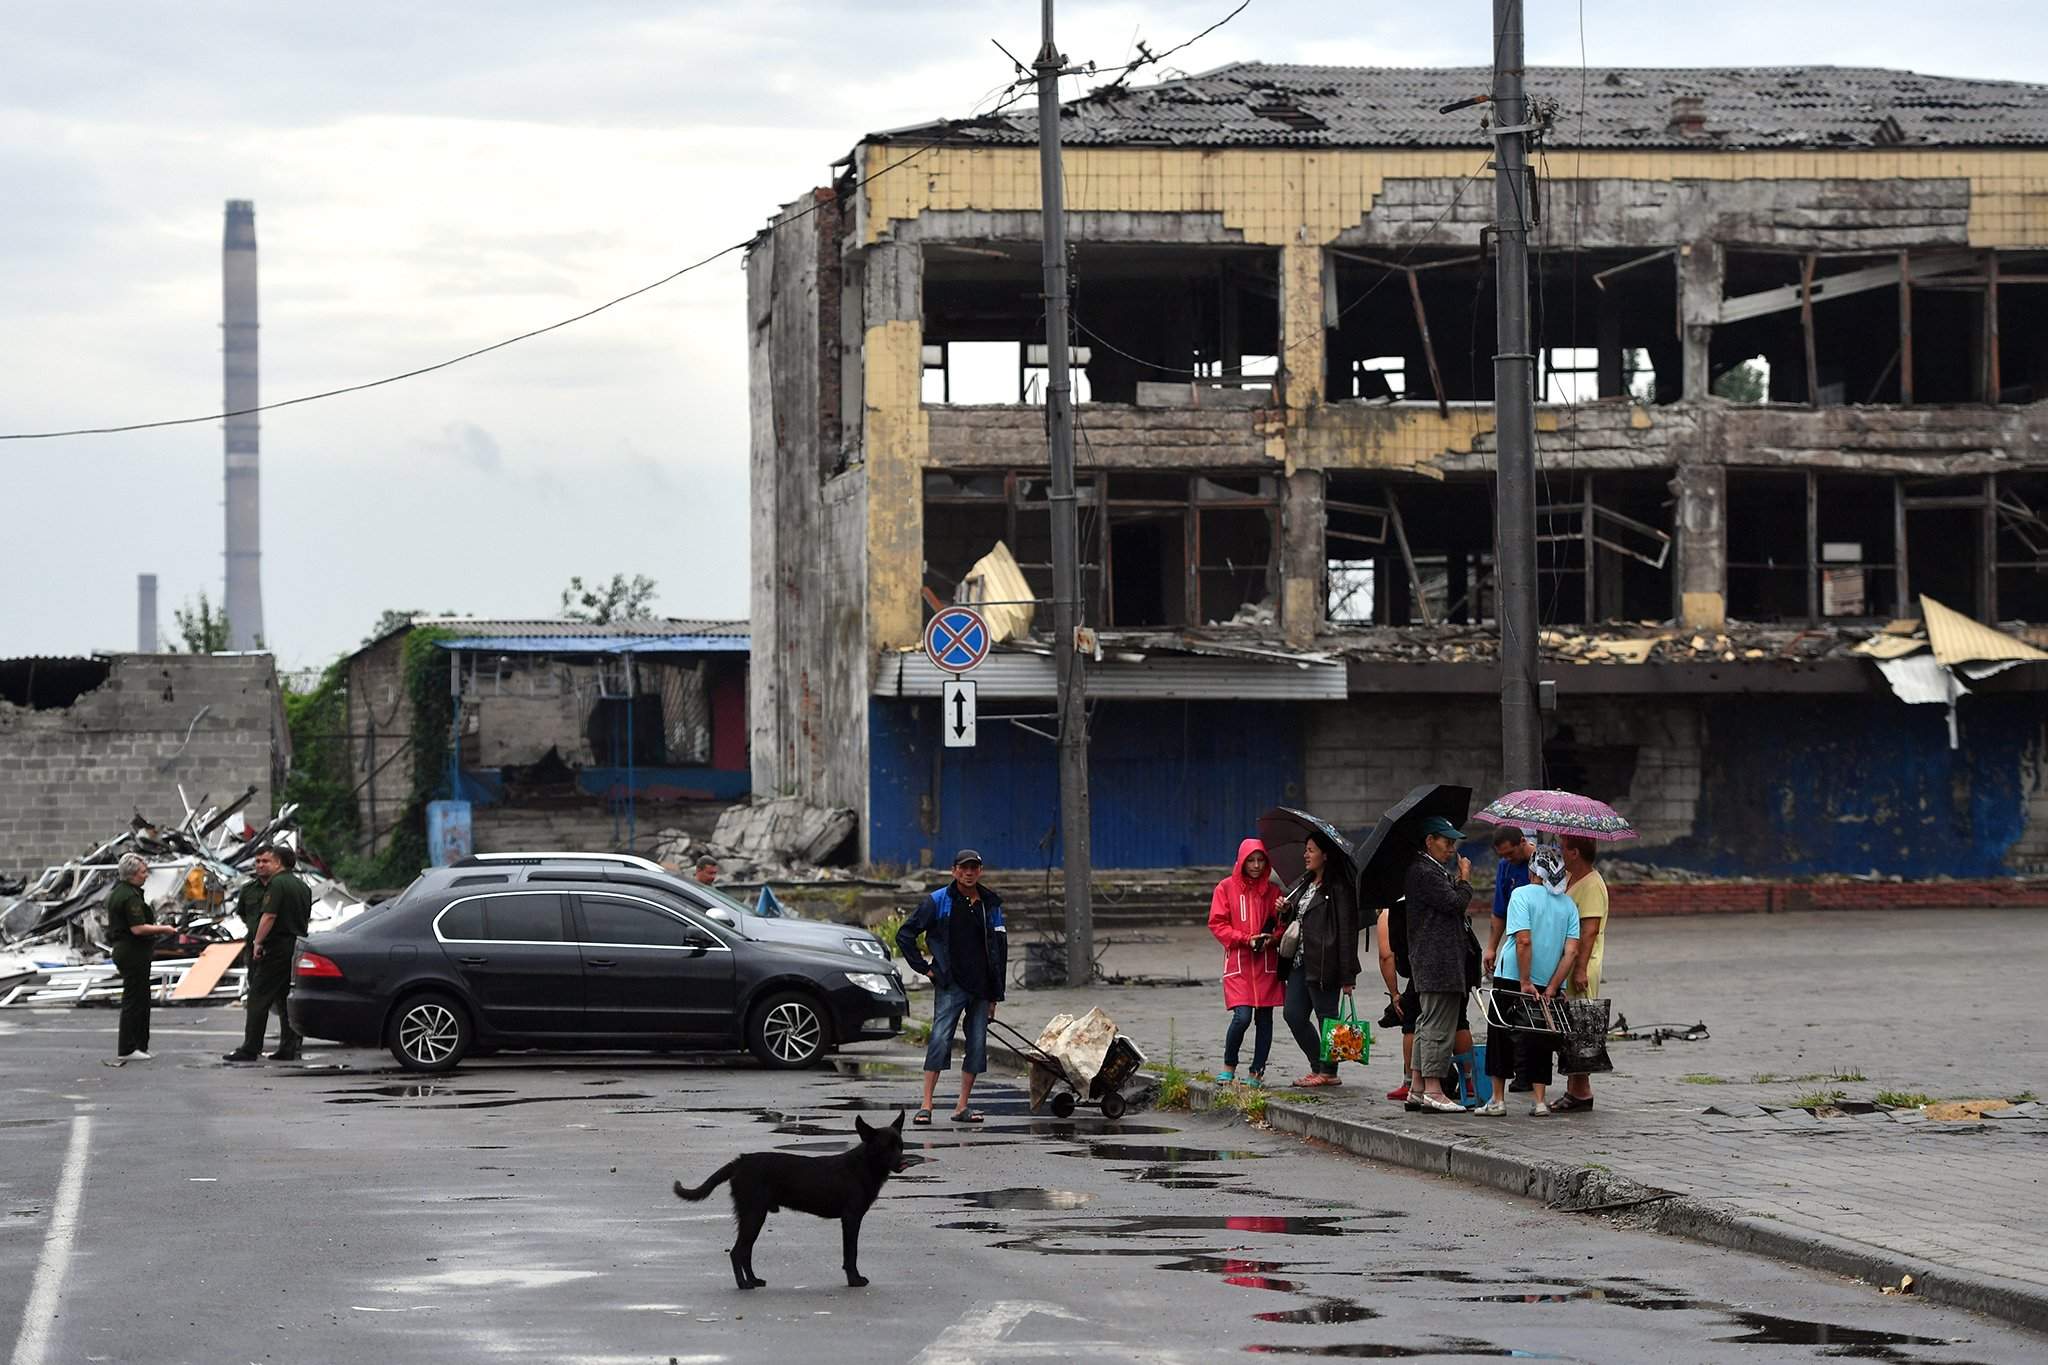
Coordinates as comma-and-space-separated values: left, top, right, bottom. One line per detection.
1276, 831, 1362, 1087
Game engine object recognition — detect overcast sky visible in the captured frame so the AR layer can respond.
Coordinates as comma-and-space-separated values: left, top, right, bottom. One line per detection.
2, 1, 2037, 669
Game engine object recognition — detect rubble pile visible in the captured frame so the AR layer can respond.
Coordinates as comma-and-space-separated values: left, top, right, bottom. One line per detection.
0, 793, 366, 1005
648, 798, 862, 885
1319, 620, 1876, 666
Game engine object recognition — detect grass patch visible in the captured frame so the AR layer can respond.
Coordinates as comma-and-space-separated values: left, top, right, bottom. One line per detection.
1680, 1074, 1729, 1085
1757, 1070, 1865, 1085
1874, 1091, 1933, 1109
900, 1019, 932, 1045
2015, 1090, 2039, 1104
1210, 1086, 1269, 1124
1582, 1161, 1611, 1173
1751, 1073, 1779, 1085
1156, 1022, 1191, 1110
1789, 1088, 1848, 1110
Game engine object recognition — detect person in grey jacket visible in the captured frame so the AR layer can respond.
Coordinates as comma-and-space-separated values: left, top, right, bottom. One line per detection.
1402, 816, 1474, 1114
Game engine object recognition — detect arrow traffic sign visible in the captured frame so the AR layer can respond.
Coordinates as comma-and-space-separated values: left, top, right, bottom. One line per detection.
942, 678, 977, 748
923, 605, 991, 675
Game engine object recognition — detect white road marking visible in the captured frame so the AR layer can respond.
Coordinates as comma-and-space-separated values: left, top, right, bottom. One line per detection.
913, 1299, 1193, 1364
8, 1114, 91, 1365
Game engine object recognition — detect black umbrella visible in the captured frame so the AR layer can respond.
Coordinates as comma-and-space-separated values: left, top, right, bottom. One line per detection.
1353, 784, 1473, 911
1256, 807, 1359, 891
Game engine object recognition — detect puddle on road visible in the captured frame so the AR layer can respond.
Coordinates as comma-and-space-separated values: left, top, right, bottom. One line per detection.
1056, 1143, 1264, 1163
1254, 1302, 1379, 1325
944, 1188, 1096, 1211
328, 1085, 514, 1101
1026, 1119, 1178, 1137
828, 1059, 917, 1077
1244, 1343, 1564, 1359
327, 1090, 651, 1110
1158, 1254, 1306, 1293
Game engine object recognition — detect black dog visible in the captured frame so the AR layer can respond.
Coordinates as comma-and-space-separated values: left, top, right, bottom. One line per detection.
674, 1110, 908, 1289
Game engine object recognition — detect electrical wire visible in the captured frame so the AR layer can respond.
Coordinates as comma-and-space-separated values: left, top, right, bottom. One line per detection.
5, 0, 1257, 445
0, 82, 1036, 443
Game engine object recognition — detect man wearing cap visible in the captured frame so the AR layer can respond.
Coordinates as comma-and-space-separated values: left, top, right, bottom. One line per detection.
1403, 817, 1475, 1114
895, 850, 1007, 1127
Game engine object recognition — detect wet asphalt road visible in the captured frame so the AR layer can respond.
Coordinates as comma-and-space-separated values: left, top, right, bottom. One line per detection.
2, 1011, 2043, 1365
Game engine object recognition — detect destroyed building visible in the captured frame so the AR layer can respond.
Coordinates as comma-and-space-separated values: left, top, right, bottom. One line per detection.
345, 618, 749, 858
0, 653, 289, 880
748, 63, 2048, 876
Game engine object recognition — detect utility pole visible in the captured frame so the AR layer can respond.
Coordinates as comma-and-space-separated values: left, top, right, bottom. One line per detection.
1034, 0, 1094, 985
1491, 0, 1543, 790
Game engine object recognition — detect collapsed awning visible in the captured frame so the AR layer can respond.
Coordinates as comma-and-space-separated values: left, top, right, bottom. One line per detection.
438, 635, 749, 654
876, 649, 1347, 701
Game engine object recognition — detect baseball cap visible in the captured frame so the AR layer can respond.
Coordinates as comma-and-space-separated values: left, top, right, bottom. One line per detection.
1417, 815, 1467, 841
951, 849, 984, 867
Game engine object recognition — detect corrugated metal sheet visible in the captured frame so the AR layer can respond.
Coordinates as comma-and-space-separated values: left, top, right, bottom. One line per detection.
1920, 595, 2048, 666
877, 650, 1346, 700
416, 617, 747, 639
868, 698, 1308, 869
439, 635, 748, 654
881, 63, 2048, 151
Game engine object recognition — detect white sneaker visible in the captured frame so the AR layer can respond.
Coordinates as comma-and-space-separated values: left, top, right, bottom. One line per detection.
1479, 1098, 1506, 1116
129, 1050, 153, 1061
1530, 1101, 1552, 1117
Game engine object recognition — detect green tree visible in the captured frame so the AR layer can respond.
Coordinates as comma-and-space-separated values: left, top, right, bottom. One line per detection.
281, 663, 360, 866
1713, 359, 1768, 404
560, 574, 658, 623
169, 593, 230, 653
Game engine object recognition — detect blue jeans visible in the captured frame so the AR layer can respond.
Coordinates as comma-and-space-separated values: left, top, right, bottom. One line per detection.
1223, 1006, 1273, 1074
926, 984, 991, 1074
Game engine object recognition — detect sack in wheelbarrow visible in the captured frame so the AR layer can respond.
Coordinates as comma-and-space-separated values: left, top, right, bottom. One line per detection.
1028, 1007, 1140, 1110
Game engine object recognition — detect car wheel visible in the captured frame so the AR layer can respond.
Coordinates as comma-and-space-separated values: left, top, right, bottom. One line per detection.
748, 991, 831, 1068
388, 993, 471, 1073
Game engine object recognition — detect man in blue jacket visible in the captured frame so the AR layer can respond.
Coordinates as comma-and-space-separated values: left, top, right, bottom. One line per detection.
896, 849, 1007, 1126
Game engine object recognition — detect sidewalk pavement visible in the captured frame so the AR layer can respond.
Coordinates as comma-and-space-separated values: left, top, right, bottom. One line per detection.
904, 907, 2048, 1332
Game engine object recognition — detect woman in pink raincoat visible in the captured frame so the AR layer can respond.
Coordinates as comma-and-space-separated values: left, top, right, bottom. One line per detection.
1208, 838, 1286, 1086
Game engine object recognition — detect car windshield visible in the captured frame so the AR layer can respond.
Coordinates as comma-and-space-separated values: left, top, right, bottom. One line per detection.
696, 882, 765, 919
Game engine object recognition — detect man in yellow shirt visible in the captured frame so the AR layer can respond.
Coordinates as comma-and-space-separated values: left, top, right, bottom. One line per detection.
1555, 835, 1609, 1112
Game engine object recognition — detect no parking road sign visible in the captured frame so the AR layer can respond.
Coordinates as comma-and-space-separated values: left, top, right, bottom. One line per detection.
923, 605, 991, 675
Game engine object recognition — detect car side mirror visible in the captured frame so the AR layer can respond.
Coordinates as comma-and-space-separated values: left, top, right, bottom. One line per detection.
704, 907, 737, 925
683, 929, 716, 955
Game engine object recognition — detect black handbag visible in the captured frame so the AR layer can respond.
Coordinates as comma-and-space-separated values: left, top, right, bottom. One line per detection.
1458, 915, 1484, 990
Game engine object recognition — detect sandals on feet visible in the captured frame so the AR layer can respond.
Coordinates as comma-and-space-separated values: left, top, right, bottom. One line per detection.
950, 1109, 984, 1124
1549, 1094, 1594, 1113
912, 1108, 933, 1126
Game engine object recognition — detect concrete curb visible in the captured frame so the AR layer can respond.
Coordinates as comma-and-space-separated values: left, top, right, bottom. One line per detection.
907, 1014, 2048, 1336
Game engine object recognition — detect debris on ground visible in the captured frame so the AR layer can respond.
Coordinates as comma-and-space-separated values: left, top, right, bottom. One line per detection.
0, 793, 366, 1006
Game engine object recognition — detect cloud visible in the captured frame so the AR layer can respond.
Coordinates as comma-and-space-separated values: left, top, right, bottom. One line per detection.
439, 421, 503, 474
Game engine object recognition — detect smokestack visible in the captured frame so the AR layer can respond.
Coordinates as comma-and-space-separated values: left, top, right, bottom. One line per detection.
137, 574, 158, 653
222, 199, 265, 651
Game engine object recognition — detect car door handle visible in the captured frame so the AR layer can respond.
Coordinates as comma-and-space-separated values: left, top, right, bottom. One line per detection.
585, 958, 616, 969
457, 956, 489, 965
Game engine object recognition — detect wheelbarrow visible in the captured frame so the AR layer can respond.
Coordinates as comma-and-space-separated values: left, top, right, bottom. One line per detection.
990, 1015, 1145, 1120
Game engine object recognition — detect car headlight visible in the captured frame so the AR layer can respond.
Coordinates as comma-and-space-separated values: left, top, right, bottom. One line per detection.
844, 936, 886, 959
845, 972, 898, 996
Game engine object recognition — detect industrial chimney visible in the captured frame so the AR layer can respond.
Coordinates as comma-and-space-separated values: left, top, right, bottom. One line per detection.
222, 200, 265, 651
137, 574, 158, 652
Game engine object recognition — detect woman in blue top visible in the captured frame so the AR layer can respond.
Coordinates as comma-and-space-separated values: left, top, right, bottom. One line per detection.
1478, 845, 1580, 1117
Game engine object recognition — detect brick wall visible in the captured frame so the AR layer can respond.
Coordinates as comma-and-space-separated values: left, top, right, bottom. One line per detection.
1611, 879, 2048, 916
0, 654, 284, 879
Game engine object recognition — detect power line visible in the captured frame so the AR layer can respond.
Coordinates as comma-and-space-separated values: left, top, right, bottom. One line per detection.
0, 84, 1035, 443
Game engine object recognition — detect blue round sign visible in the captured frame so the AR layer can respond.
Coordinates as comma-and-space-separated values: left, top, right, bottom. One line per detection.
923, 606, 991, 675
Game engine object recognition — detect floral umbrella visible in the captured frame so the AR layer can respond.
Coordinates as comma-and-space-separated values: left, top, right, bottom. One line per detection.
1477, 789, 1637, 841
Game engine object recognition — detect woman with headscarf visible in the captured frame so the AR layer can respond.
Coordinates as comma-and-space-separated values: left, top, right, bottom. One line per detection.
1478, 844, 1580, 1117
1276, 831, 1362, 1088
1208, 838, 1285, 1087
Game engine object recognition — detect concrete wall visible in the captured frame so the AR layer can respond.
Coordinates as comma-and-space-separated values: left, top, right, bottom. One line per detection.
345, 632, 412, 857
0, 654, 284, 878
748, 194, 874, 839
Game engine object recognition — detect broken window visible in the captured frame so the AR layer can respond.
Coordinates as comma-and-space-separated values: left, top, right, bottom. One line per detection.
923, 242, 1279, 405
923, 470, 1277, 631
1323, 475, 1495, 626
1904, 475, 1994, 620
0, 657, 112, 710
1730, 471, 1906, 623
1325, 246, 1684, 408
1997, 473, 2048, 622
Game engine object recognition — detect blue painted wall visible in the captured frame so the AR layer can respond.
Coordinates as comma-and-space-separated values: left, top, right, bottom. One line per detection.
869, 699, 1309, 869
1641, 694, 2042, 878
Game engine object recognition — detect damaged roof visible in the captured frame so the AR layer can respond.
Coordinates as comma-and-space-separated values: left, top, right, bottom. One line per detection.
879, 62, 2048, 151
414, 617, 747, 640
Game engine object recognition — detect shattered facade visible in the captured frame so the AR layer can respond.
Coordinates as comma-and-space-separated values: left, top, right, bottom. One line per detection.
749, 62, 2048, 873
346, 619, 750, 859
0, 654, 288, 881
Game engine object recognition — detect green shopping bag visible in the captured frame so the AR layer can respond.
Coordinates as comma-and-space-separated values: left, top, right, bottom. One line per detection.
1319, 997, 1371, 1065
